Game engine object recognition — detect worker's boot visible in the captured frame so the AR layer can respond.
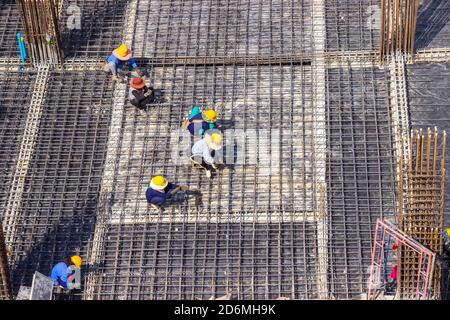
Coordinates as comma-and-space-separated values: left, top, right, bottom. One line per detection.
189, 156, 203, 169
150, 203, 162, 213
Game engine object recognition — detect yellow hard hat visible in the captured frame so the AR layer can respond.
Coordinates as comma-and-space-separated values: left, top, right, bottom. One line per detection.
211, 132, 222, 144
203, 110, 217, 123
117, 44, 129, 57
70, 255, 82, 269
150, 175, 168, 190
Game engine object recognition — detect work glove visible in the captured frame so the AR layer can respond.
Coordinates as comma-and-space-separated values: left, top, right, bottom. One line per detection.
135, 68, 144, 77
212, 163, 218, 170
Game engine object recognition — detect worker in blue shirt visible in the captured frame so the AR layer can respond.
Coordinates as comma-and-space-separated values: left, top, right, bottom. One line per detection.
146, 176, 188, 212
50, 255, 82, 289
184, 105, 217, 136
104, 44, 141, 81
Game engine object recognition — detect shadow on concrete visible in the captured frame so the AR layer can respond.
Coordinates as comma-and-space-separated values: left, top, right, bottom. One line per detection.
60, 0, 128, 59
415, 0, 450, 50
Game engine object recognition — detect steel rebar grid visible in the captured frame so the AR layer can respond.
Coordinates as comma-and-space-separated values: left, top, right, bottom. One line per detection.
0, 0, 448, 301
0, 72, 37, 211
134, 0, 313, 58
60, 0, 128, 59
4, 71, 114, 299
325, 66, 397, 299
325, 0, 380, 52
0, 1, 23, 58
83, 60, 321, 299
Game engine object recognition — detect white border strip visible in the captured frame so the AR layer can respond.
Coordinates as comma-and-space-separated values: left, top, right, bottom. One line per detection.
3, 64, 50, 250
312, 0, 328, 300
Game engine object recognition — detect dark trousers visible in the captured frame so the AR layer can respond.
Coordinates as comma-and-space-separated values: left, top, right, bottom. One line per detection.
131, 96, 154, 110
131, 87, 155, 110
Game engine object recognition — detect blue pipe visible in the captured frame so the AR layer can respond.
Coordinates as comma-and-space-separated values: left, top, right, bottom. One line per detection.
383, 235, 391, 285
17, 32, 27, 65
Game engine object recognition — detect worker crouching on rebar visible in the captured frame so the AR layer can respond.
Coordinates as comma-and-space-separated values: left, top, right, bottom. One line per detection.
146, 176, 189, 212
190, 129, 223, 178
183, 104, 217, 137
104, 44, 142, 81
50, 255, 82, 290
129, 77, 154, 112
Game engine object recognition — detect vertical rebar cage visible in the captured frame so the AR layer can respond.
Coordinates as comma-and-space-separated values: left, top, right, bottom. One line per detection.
380, 0, 420, 61
368, 219, 435, 300
397, 128, 446, 299
15, 0, 64, 66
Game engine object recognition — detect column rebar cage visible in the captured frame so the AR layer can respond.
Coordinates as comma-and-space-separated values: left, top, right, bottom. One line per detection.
397, 128, 446, 299
379, 0, 420, 62
15, 0, 64, 66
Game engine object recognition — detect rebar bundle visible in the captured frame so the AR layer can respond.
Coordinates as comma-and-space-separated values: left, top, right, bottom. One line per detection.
398, 128, 446, 299
0, 220, 12, 300
380, 0, 420, 60
15, 0, 64, 66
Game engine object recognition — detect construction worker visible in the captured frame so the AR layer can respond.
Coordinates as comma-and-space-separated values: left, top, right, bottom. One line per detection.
104, 44, 141, 81
184, 104, 217, 136
129, 77, 154, 111
385, 264, 398, 295
190, 129, 222, 178
146, 176, 188, 211
50, 255, 82, 290
444, 227, 450, 254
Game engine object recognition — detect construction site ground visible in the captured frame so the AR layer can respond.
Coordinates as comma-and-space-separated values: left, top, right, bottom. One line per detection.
0, 0, 449, 299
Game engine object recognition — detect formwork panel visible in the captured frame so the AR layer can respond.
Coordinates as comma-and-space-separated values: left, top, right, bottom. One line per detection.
325, 0, 380, 52
8, 71, 114, 296
61, 0, 128, 59
0, 1, 22, 57
407, 62, 450, 227
415, 0, 450, 50
134, 0, 313, 58
108, 63, 315, 220
326, 66, 396, 299
93, 222, 318, 299
0, 72, 36, 213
